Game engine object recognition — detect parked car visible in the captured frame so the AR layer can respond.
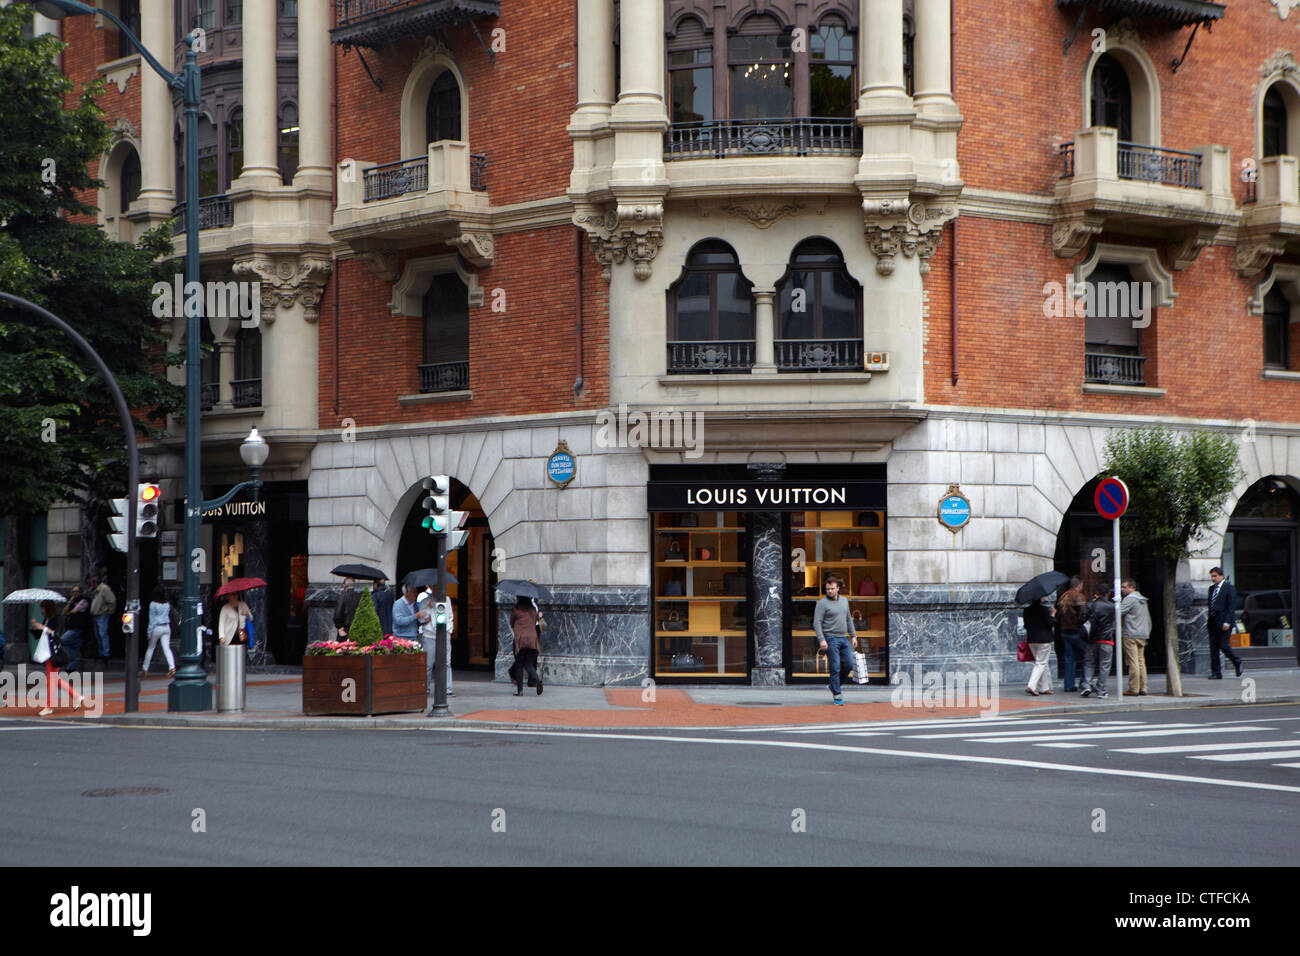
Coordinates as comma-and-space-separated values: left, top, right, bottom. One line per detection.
1240, 590, 1294, 646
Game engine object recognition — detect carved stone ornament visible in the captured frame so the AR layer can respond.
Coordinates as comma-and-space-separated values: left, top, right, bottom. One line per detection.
1259, 49, 1300, 78
1234, 236, 1287, 277
357, 249, 400, 283
863, 200, 956, 276
455, 230, 495, 268
1266, 1, 1300, 21
1052, 216, 1105, 259
720, 200, 803, 229
110, 116, 139, 144
1167, 227, 1218, 272
232, 256, 332, 323
415, 34, 452, 68
573, 202, 664, 281
1106, 18, 1140, 49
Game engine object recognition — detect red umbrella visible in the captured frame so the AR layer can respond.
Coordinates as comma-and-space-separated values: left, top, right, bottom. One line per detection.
215, 577, 267, 597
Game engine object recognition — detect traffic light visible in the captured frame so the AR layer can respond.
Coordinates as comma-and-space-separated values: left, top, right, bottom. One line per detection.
433, 599, 451, 628
108, 496, 130, 552
420, 475, 450, 534
121, 610, 135, 635
137, 483, 161, 538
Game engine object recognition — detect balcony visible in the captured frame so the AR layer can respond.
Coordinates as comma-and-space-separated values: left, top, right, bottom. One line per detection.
1236, 155, 1300, 277
231, 379, 262, 409
1085, 350, 1147, 387
1053, 127, 1233, 268
665, 118, 862, 161
418, 361, 469, 393
775, 338, 863, 372
331, 0, 500, 50
667, 340, 755, 374
333, 140, 492, 267
171, 194, 234, 231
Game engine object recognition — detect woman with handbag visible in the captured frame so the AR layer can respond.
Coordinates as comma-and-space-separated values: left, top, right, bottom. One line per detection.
31, 600, 85, 714
1024, 597, 1055, 696
508, 596, 543, 696
218, 591, 252, 646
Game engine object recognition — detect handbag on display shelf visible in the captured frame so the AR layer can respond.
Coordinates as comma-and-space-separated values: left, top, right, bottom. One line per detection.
1016, 641, 1035, 663
696, 547, 713, 561
852, 651, 870, 684
664, 540, 686, 562
840, 539, 866, 560
660, 610, 688, 631
663, 580, 684, 597
722, 572, 746, 596
678, 512, 699, 527
857, 512, 880, 528
857, 576, 879, 596
671, 652, 698, 669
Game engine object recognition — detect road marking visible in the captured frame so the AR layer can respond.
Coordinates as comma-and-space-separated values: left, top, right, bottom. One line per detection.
1117, 740, 1300, 755
911, 722, 1198, 739
1191, 749, 1300, 762
0, 724, 96, 731
423, 727, 1300, 796
973, 727, 1272, 744
742, 717, 1095, 734
1275, 763, 1300, 769
1035, 742, 1095, 748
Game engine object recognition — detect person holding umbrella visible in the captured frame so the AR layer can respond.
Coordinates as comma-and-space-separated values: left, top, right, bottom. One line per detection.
509, 596, 544, 696
1015, 571, 1067, 696
214, 578, 264, 646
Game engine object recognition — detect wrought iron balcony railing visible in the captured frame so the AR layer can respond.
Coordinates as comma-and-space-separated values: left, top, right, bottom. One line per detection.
470, 152, 486, 192
666, 118, 861, 160
231, 379, 262, 408
1085, 350, 1147, 387
363, 152, 488, 202
667, 340, 755, 373
418, 360, 469, 393
776, 338, 863, 372
200, 383, 219, 411
171, 194, 233, 230
1117, 142, 1201, 189
1059, 142, 1075, 179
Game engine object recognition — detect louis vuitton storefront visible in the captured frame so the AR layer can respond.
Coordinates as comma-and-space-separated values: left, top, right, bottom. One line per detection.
647, 463, 887, 685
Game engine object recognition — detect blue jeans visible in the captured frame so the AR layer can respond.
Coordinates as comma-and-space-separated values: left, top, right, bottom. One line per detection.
94, 614, 110, 657
61, 629, 84, 672
1061, 630, 1086, 690
825, 635, 854, 697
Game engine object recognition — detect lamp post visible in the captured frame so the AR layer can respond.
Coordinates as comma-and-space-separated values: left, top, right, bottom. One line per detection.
30, 0, 220, 710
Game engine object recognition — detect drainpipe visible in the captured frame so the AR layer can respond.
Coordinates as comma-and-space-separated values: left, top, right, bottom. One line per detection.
332, 40, 340, 418
574, 226, 585, 399
949, 0, 959, 387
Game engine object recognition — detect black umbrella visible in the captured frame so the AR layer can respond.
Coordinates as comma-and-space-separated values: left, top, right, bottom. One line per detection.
1016, 571, 1069, 606
496, 579, 555, 602
331, 563, 388, 581
402, 568, 458, 589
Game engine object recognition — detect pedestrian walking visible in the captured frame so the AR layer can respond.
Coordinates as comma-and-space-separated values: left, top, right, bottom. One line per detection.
31, 600, 84, 715
89, 572, 116, 660
218, 591, 252, 645
141, 586, 176, 678
508, 596, 543, 696
814, 573, 858, 705
1206, 567, 1243, 679
371, 576, 394, 636
1024, 596, 1055, 696
1055, 576, 1087, 691
1118, 578, 1151, 695
60, 585, 91, 673
333, 577, 362, 638
1081, 592, 1116, 698
417, 588, 454, 696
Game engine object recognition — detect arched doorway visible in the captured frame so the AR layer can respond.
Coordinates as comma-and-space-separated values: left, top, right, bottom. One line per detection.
1054, 476, 1167, 677
1223, 477, 1298, 665
394, 476, 497, 672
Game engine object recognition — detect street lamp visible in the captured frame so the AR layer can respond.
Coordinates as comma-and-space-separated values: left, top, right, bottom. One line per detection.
27, 0, 215, 710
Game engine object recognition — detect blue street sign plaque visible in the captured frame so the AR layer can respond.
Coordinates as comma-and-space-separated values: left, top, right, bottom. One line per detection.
547, 440, 576, 486
938, 484, 971, 533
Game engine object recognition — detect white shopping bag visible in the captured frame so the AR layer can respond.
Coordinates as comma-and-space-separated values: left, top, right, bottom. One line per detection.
32, 627, 52, 664
851, 651, 870, 684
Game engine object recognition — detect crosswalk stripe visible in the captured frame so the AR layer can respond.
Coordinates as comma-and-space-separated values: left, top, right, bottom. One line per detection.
1035, 742, 1095, 748
910, 722, 1198, 739
1191, 749, 1300, 762
1117, 740, 1300, 755
1274, 763, 1300, 769
735, 717, 1088, 734
973, 727, 1272, 744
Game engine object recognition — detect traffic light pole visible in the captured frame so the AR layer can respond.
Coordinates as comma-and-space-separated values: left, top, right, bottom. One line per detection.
430, 532, 451, 717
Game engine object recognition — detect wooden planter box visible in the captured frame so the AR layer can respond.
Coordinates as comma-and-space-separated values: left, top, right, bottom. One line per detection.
302, 654, 426, 716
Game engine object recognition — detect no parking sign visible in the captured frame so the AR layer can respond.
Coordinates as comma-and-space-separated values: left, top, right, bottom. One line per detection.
1093, 476, 1129, 698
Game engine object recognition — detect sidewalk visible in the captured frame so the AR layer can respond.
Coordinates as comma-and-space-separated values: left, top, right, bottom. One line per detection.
4, 664, 1299, 730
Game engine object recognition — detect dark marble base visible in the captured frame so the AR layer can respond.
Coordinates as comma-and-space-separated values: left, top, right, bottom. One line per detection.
750, 665, 786, 686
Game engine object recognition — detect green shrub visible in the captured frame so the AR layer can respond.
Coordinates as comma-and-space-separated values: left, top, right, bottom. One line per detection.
348, 587, 383, 647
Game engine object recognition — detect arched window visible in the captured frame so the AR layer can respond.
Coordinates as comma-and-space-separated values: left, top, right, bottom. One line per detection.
278, 102, 299, 185
775, 239, 861, 370
425, 72, 462, 144
668, 17, 712, 124
119, 147, 141, 215
668, 241, 755, 372
118, 0, 141, 59
1264, 87, 1288, 158
233, 324, 262, 408
1090, 54, 1132, 141
903, 13, 915, 97
1263, 287, 1291, 370
729, 15, 791, 120
810, 16, 854, 118
227, 110, 243, 184
420, 273, 470, 393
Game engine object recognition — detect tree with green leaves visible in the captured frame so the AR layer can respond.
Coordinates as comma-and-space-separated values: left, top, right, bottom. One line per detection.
0, 4, 181, 640
1102, 426, 1243, 696
348, 588, 383, 648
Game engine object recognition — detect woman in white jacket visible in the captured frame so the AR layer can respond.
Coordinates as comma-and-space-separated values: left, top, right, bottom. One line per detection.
218, 591, 252, 645
142, 586, 176, 677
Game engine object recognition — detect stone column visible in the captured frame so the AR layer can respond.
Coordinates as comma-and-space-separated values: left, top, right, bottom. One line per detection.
293, 0, 331, 188
217, 338, 236, 408
242, 517, 270, 662
238, 0, 280, 184
615, 0, 665, 113
912, 0, 957, 116
136, 0, 175, 213
574, 0, 615, 122
858, 0, 909, 113
753, 290, 777, 375
749, 511, 785, 685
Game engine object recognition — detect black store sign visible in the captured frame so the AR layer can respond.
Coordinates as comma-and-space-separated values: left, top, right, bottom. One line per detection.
649, 480, 885, 512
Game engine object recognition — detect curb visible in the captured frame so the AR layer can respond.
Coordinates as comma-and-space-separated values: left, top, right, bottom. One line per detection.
38, 692, 1300, 733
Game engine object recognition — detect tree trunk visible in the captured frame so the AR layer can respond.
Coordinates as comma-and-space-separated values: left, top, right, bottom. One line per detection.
1163, 557, 1183, 697
3, 514, 32, 660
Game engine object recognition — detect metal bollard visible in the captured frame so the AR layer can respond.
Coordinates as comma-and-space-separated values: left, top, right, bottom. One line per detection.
216, 642, 246, 712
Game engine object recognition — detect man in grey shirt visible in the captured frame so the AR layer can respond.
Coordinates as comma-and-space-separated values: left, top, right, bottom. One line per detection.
814, 573, 858, 705
1119, 578, 1151, 696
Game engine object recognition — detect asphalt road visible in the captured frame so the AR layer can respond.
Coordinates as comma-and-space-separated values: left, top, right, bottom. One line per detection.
3, 704, 1297, 866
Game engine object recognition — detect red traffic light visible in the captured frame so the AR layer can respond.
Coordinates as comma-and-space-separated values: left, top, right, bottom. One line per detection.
139, 483, 161, 502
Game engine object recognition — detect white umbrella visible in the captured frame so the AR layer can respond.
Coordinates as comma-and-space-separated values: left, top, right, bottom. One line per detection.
3, 588, 67, 604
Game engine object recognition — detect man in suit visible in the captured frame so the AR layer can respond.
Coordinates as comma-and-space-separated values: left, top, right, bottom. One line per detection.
1207, 567, 1244, 679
